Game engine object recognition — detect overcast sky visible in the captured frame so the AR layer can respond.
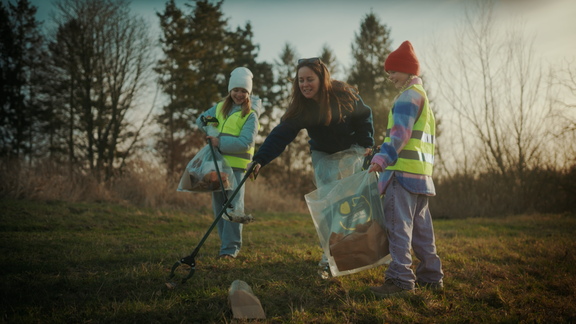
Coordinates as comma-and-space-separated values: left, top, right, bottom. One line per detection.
17, 0, 576, 80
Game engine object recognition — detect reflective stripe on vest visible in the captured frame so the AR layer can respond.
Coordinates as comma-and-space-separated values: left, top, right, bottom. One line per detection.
383, 84, 435, 176
215, 102, 259, 170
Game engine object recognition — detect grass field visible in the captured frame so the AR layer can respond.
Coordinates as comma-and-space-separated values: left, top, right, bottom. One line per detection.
1, 198, 575, 323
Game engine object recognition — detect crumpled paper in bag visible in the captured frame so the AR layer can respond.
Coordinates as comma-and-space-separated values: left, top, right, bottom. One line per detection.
329, 220, 389, 271
177, 145, 234, 193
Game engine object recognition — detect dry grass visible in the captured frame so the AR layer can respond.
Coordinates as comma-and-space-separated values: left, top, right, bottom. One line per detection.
0, 158, 308, 213
244, 177, 308, 213
431, 166, 576, 219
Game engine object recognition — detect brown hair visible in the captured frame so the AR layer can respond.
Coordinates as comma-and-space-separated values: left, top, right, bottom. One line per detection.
220, 92, 251, 118
282, 59, 359, 126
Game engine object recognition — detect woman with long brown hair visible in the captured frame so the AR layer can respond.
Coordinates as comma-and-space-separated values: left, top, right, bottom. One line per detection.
248, 58, 374, 174
247, 58, 374, 269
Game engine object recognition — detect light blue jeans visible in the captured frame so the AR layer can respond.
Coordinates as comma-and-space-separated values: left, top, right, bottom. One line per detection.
211, 169, 245, 257
311, 150, 330, 267
384, 174, 444, 290
311, 149, 330, 186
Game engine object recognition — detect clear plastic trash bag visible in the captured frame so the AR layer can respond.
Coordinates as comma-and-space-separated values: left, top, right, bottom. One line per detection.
177, 126, 235, 193
306, 170, 391, 277
314, 145, 366, 188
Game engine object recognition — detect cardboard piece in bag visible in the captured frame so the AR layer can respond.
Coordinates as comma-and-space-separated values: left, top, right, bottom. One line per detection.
228, 280, 266, 319
329, 220, 390, 271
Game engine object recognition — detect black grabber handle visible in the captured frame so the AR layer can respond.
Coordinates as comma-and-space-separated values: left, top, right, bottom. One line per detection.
200, 115, 219, 127
362, 145, 380, 171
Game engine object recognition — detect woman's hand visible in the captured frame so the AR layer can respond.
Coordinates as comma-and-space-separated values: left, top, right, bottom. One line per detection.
368, 163, 382, 173
246, 162, 261, 180
364, 147, 372, 156
206, 136, 219, 147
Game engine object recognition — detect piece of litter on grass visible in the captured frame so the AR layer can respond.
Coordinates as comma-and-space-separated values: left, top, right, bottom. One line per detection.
224, 211, 255, 224
228, 280, 266, 319
165, 282, 177, 290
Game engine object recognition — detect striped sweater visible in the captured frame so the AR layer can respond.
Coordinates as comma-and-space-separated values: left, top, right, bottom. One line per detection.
370, 77, 436, 196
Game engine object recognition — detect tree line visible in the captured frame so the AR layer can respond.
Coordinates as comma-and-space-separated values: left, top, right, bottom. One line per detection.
0, 0, 395, 187
1, 0, 574, 216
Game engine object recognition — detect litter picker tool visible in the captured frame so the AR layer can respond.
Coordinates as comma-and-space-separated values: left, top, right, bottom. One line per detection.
168, 117, 258, 284
169, 163, 258, 284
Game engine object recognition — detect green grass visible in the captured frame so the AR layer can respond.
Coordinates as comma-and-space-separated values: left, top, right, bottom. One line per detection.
1, 199, 575, 323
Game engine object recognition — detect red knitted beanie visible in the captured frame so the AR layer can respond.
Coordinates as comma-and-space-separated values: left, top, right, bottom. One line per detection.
384, 41, 420, 76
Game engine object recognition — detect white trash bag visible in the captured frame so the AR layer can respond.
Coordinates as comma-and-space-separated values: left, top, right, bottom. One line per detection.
177, 126, 235, 193
306, 170, 391, 277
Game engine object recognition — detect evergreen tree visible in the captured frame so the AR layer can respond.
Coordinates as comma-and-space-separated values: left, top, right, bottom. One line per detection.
187, 0, 227, 111
347, 12, 396, 144
155, 0, 275, 176
0, 2, 16, 157
44, 18, 82, 168
155, 0, 229, 177
274, 42, 298, 113
155, 0, 195, 177
265, 42, 313, 190
0, 0, 47, 160
224, 22, 275, 130
319, 43, 339, 78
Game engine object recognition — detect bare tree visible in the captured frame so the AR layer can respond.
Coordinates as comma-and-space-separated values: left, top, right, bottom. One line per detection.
552, 59, 576, 130
550, 58, 576, 167
425, 0, 553, 186
49, 0, 154, 180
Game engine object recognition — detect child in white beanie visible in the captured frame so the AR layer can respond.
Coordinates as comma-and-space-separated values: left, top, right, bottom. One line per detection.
228, 67, 253, 94
196, 67, 262, 259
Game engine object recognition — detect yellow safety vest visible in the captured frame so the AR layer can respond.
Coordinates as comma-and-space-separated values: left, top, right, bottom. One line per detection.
383, 84, 435, 176
215, 102, 259, 170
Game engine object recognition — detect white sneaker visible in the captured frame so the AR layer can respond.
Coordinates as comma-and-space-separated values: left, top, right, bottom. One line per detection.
318, 266, 330, 280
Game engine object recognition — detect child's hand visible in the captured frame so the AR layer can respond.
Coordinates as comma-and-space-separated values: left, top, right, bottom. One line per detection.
206, 136, 219, 147
364, 147, 372, 156
368, 163, 382, 173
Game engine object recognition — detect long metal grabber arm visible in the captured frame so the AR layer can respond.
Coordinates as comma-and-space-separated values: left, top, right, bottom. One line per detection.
168, 163, 257, 284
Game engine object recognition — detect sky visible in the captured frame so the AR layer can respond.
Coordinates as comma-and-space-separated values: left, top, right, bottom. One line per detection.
17, 0, 576, 80
5, 0, 576, 166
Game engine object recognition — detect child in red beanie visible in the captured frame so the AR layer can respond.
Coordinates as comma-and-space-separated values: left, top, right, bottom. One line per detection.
368, 41, 444, 297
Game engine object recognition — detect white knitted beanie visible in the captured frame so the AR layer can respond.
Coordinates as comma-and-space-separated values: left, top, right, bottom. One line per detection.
228, 67, 253, 94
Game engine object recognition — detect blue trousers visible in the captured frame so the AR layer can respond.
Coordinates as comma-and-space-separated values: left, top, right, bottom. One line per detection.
211, 169, 245, 257
384, 175, 444, 290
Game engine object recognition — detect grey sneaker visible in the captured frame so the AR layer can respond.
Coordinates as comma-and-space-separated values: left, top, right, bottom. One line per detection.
415, 280, 444, 291
369, 279, 413, 298
318, 264, 330, 280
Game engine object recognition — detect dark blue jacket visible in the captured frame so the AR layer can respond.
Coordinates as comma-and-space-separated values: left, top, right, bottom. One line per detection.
253, 94, 374, 167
